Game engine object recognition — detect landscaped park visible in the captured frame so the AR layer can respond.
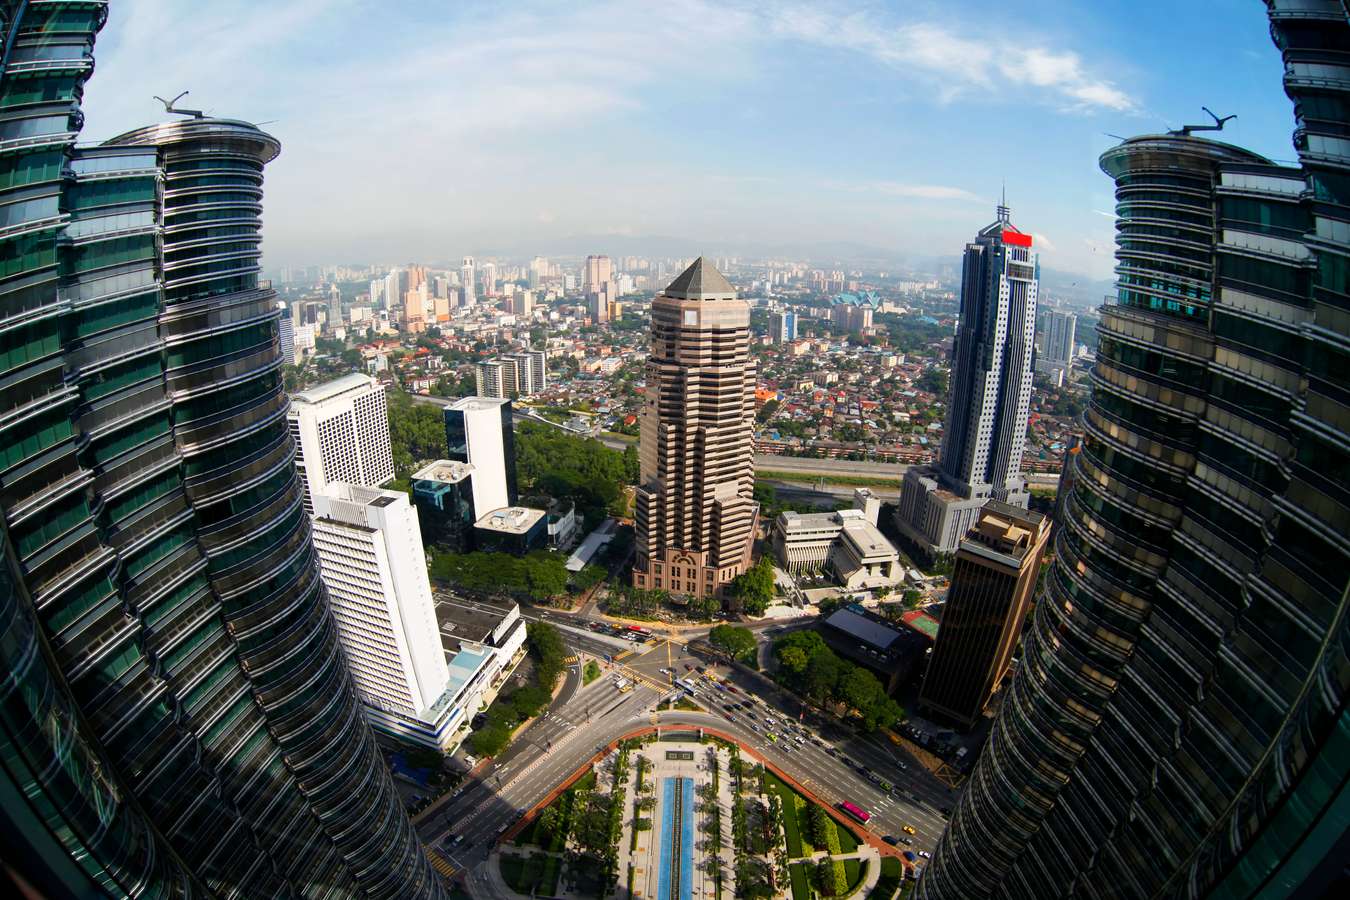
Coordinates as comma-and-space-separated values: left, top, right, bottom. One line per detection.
496, 731, 905, 899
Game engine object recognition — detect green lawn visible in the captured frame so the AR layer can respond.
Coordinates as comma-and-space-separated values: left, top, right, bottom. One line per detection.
789, 862, 813, 900
867, 856, 904, 900
843, 858, 866, 897
538, 855, 562, 896
836, 820, 861, 853
583, 660, 601, 684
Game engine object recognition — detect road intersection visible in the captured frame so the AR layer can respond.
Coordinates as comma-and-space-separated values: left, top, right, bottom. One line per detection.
420, 605, 955, 896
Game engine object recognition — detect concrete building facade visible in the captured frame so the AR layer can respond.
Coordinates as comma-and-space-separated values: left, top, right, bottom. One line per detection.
288, 373, 395, 513
311, 484, 457, 750
633, 258, 757, 599
917, 503, 1049, 730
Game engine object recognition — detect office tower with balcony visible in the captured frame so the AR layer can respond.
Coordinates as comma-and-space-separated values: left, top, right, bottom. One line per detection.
632, 258, 757, 600
0, 5, 443, 897
917, 8, 1350, 897
896, 204, 1039, 557
310, 484, 456, 751
288, 373, 395, 513
278, 299, 297, 364
770, 310, 797, 344
916, 502, 1049, 731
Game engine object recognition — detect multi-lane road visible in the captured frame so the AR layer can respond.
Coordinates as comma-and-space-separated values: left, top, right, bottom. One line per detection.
422, 604, 954, 896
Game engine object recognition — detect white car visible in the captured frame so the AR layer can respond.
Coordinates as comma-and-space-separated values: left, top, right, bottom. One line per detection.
918, 850, 931, 859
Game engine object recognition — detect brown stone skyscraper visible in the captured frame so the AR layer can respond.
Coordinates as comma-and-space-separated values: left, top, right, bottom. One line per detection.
633, 258, 757, 599
917, 501, 1049, 730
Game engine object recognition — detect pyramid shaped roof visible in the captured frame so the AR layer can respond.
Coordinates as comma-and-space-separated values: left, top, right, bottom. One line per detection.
663, 256, 736, 300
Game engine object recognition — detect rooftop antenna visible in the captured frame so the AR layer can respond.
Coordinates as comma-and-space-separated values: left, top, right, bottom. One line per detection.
153, 90, 205, 119
997, 180, 1010, 224
1169, 106, 1236, 137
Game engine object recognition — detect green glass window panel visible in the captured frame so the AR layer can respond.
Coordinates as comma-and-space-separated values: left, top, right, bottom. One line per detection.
1316, 250, 1350, 296
142, 576, 207, 627
160, 622, 223, 673
161, 257, 261, 288
1213, 311, 1303, 363
182, 426, 281, 478
1217, 253, 1311, 301
165, 274, 256, 305
90, 416, 169, 465
1210, 371, 1294, 426
181, 662, 237, 713
1219, 196, 1308, 236
0, 230, 58, 279
0, 409, 72, 471
0, 74, 78, 107
207, 506, 302, 573
43, 575, 117, 634
0, 150, 64, 191
15, 494, 91, 557
172, 370, 279, 425
202, 694, 254, 746
166, 158, 261, 175
18, 7, 103, 34
1310, 170, 1350, 206
68, 178, 157, 211
123, 525, 190, 581
106, 472, 179, 524
164, 241, 257, 265
65, 235, 155, 275
194, 464, 293, 527
0, 316, 60, 375
75, 291, 160, 340
83, 355, 161, 402
163, 191, 257, 210
95, 642, 142, 684
165, 321, 273, 369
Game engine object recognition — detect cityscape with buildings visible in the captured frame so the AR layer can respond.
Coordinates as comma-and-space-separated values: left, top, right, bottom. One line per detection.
0, 3, 1347, 900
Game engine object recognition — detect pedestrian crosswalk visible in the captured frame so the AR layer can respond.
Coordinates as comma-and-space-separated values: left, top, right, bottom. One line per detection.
564, 655, 579, 664
426, 849, 456, 879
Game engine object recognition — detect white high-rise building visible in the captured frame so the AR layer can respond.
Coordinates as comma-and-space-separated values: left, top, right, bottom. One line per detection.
461, 256, 476, 307
277, 300, 296, 365
480, 261, 496, 297
288, 374, 395, 512
896, 202, 1039, 556
382, 268, 403, 311
1037, 308, 1077, 366
310, 484, 457, 750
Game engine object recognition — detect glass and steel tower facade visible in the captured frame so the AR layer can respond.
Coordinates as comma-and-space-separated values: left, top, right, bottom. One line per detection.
917, 6, 1350, 899
1, 3, 444, 897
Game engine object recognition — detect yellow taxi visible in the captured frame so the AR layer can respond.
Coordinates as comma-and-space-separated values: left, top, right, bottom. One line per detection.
902, 825, 917, 835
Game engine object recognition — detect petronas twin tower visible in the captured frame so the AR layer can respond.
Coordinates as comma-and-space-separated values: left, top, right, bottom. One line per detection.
0, 3, 442, 898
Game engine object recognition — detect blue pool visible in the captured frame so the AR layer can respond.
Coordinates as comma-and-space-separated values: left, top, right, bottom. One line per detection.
657, 777, 694, 900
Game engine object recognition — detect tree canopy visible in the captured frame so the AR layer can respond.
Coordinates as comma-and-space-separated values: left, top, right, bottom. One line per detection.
514, 421, 635, 528
771, 630, 904, 731
708, 624, 757, 664
428, 550, 568, 601
728, 556, 776, 616
386, 391, 447, 478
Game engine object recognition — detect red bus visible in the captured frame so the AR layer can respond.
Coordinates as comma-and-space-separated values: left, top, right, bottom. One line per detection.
628, 625, 652, 636
839, 801, 871, 825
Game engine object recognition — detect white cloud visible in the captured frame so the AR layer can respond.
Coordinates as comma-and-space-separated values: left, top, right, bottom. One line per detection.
1031, 232, 1058, 252
767, 4, 1135, 112
868, 183, 983, 201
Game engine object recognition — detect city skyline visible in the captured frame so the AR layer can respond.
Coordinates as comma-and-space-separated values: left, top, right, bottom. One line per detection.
80, 1, 1295, 279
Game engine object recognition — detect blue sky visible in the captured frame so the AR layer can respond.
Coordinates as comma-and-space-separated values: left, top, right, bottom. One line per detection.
81, 0, 1295, 279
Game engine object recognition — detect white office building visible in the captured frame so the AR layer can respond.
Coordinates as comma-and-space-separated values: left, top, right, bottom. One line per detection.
289, 374, 395, 513
311, 484, 458, 750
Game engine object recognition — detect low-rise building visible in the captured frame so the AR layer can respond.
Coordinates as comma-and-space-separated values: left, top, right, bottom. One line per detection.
772, 501, 901, 591
819, 604, 929, 694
